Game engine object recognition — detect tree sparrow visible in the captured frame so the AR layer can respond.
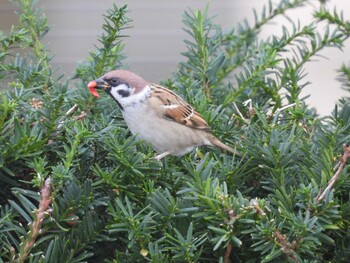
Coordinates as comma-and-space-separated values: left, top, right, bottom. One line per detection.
87, 70, 239, 160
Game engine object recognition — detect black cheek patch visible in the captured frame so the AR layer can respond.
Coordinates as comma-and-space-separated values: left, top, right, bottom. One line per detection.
118, 89, 130, 97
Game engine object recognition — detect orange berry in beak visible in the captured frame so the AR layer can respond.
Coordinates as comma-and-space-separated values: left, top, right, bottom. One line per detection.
87, 81, 100, 98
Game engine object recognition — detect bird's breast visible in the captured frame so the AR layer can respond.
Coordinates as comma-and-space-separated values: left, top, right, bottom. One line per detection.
122, 104, 210, 155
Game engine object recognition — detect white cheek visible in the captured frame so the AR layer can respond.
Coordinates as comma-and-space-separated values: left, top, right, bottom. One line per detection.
110, 84, 130, 100
115, 85, 151, 108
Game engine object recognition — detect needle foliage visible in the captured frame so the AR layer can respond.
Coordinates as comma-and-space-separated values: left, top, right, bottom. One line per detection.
1, 0, 350, 262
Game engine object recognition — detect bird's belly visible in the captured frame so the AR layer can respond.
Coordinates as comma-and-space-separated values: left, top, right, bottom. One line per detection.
122, 107, 208, 155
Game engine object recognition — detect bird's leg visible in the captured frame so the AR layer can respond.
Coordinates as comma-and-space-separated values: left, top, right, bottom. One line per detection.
153, 151, 172, 161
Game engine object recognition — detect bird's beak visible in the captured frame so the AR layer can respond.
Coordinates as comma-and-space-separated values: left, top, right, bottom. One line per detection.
87, 78, 110, 98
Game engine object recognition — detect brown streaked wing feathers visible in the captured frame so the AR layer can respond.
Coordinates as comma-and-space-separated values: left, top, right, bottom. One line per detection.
149, 84, 211, 132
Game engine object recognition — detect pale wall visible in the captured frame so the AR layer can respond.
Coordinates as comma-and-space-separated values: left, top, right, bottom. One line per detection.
1, 0, 349, 115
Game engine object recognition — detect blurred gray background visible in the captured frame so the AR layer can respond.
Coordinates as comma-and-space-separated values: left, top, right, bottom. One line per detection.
1, 0, 349, 115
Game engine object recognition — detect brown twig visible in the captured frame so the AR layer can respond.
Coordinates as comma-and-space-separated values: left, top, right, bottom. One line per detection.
223, 243, 233, 263
272, 229, 298, 261
222, 208, 236, 263
316, 144, 350, 202
13, 178, 52, 263
73, 111, 88, 121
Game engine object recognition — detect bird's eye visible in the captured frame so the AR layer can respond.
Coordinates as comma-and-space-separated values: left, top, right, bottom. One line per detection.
106, 77, 119, 86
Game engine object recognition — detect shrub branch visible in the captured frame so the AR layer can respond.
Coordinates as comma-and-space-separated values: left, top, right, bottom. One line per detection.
316, 144, 350, 202
13, 178, 52, 263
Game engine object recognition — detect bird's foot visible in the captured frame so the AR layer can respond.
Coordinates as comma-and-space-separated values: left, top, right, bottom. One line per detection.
152, 151, 171, 161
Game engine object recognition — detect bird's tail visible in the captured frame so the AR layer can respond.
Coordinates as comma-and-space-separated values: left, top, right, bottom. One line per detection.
209, 136, 241, 157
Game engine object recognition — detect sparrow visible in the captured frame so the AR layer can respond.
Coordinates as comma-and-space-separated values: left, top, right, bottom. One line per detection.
87, 70, 239, 160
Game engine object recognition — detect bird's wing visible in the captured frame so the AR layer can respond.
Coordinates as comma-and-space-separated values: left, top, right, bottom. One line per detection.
149, 84, 211, 131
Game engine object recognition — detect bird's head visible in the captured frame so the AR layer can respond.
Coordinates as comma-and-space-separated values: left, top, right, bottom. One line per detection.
87, 70, 150, 109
